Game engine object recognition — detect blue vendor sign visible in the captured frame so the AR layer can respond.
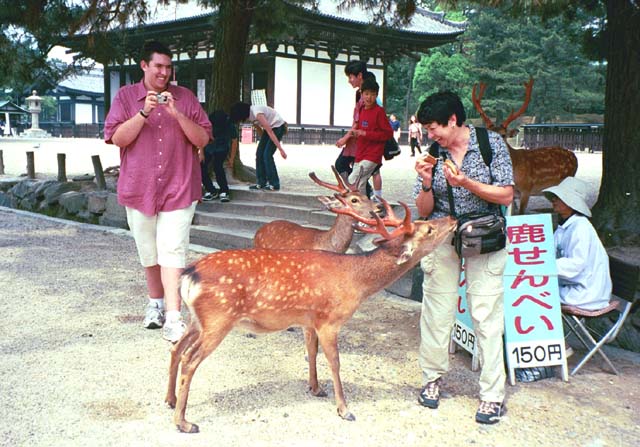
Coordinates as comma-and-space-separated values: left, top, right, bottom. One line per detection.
451, 214, 569, 384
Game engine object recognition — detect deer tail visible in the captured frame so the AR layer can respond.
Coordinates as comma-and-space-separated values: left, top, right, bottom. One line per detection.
179, 265, 202, 307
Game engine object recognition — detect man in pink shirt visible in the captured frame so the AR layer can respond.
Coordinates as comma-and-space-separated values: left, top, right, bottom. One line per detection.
103, 41, 211, 343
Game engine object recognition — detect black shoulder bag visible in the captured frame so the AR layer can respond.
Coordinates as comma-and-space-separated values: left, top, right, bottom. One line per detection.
430, 128, 507, 258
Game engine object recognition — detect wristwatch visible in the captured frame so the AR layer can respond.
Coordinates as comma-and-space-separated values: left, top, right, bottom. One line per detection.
421, 183, 432, 193
139, 109, 149, 119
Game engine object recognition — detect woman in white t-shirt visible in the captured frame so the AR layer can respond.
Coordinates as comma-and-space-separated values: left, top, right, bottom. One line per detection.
408, 114, 423, 157
231, 102, 287, 191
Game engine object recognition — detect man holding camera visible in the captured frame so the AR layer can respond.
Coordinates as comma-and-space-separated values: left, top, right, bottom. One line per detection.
104, 41, 211, 343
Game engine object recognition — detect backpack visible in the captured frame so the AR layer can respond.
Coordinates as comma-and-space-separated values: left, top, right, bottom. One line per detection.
383, 137, 401, 160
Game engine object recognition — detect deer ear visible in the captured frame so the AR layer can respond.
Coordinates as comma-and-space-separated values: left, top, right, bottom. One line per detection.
317, 195, 342, 210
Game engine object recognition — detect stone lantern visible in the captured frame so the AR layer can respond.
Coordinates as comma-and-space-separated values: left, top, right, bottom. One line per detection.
24, 90, 50, 138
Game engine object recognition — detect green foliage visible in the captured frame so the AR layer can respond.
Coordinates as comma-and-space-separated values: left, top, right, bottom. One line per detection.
386, 3, 606, 124
413, 52, 472, 110
384, 56, 418, 122
40, 96, 58, 121
0, 1, 91, 100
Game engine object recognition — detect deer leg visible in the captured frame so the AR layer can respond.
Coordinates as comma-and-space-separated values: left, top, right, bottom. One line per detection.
518, 192, 530, 215
317, 328, 355, 421
165, 324, 199, 408
174, 325, 233, 434
304, 327, 327, 397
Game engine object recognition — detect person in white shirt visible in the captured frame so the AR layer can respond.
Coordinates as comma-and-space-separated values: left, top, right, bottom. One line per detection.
543, 177, 612, 310
231, 102, 287, 191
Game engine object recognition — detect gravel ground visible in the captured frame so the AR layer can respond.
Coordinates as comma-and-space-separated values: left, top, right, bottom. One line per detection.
1, 138, 639, 446
1, 209, 639, 447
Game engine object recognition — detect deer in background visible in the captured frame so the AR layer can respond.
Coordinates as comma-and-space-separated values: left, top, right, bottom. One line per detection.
165, 201, 457, 433
253, 166, 381, 253
472, 78, 578, 214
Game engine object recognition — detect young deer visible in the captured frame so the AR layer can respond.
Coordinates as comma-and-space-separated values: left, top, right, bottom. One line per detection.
253, 166, 380, 252
472, 78, 578, 214
165, 201, 456, 433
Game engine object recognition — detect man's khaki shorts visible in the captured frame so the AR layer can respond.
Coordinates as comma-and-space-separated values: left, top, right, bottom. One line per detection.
125, 202, 197, 268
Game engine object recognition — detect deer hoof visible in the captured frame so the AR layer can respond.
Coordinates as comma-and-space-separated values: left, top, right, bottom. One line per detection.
165, 399, 176, 409
338, 409, 356, 421
177, 422, 200, 434
309, 386, 327, 398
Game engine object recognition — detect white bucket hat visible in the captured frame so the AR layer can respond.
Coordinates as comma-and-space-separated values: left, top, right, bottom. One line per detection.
543, 177, 592, 217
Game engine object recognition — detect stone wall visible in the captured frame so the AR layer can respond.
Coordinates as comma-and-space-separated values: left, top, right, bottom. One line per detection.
0, 176, 128, 229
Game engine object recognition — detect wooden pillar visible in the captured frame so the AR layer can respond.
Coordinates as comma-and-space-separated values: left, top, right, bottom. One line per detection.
57, 153, 67, 182
0, 150, 4, 175
294, 42, 306, 126
91, 155, 106, 190
26, 151, 35, 179
328, 47, 339, 127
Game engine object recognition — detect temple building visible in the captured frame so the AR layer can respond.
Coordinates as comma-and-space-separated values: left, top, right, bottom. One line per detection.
63, 1, 464, 129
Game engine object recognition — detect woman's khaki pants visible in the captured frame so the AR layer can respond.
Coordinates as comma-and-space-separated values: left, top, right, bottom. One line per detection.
419, 237, 507, 403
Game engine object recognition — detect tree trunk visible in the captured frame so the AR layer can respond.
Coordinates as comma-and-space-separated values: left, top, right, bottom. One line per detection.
209, 0, 256, 183
403, 59, 418, 124
592, 1, 640, 246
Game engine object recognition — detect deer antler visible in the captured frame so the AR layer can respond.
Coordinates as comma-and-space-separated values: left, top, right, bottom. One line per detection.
328, 196, 398, 227
308, 166, 349, 194
360, 201, 415, 244
308, 165, 363, 194
472, 82, 495, 129
501, 77, 534, 130
332, 199, 414, 243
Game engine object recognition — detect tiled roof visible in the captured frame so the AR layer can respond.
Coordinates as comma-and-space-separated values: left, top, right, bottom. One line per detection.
307, 1, 465, 35
0, 101, 29, 114
57, 69, 104, 94
142, 0, 465, 36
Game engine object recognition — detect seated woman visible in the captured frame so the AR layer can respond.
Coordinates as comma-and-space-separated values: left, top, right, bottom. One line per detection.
543, 176, 612, 310
516, 177, 611, 382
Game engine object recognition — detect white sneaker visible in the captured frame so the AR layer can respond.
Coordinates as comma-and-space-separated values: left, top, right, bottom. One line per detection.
219, 192, 230, 202
162, 318, 187, 343
143, 302, 165, 329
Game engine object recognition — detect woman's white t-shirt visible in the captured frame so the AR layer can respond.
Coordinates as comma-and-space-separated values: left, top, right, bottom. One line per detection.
249, 105, 285, 128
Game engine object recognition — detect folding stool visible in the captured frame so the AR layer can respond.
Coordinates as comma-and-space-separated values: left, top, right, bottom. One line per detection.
561, 257, 639, 376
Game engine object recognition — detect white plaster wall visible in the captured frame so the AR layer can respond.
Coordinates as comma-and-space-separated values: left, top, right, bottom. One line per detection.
274, 57, 297, 124
109, 72, 120, 104
300, 61, 330, 126
74, 103, 93, 124
370, 68, 384, 103
334, 65, 357, 127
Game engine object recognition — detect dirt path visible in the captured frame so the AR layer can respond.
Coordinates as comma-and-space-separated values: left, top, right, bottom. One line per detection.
1, 208, 638, 447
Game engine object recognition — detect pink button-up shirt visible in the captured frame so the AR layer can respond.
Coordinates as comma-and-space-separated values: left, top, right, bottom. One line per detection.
104, 81, 212, 216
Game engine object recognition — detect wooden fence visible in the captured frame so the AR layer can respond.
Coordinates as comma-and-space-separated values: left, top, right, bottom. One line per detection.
523, 124, 603, 152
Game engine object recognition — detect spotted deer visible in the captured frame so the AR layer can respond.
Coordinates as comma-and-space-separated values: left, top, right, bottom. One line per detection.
253, 165, 380, 253
472, 78, 578, 214
165, 201, 457, 433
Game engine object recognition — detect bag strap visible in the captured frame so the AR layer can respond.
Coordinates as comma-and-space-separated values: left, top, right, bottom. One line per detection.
428, 142, 458, 216
475, 127, 504, 217
475, 127, 492, 167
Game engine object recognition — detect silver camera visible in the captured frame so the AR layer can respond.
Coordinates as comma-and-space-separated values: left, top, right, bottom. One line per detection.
157, 93, 168, 104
